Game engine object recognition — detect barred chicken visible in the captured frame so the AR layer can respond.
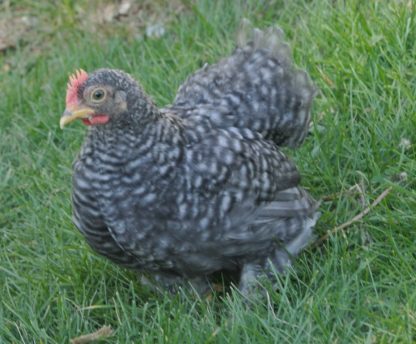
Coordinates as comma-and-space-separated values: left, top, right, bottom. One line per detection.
60, 21, 319, 295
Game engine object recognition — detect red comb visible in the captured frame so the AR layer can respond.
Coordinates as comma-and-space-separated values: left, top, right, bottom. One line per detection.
66, 69, 89, 107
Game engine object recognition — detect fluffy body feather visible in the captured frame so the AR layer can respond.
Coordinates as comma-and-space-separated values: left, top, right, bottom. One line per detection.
64, 23, 319, 294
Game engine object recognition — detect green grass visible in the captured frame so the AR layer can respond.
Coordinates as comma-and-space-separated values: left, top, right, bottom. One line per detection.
1, 0, 415, 342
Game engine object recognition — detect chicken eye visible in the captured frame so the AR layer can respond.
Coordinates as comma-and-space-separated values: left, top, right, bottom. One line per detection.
91, 89, 106, 102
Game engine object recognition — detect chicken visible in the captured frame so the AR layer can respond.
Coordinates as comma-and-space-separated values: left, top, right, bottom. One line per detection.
60, 22, 319, 295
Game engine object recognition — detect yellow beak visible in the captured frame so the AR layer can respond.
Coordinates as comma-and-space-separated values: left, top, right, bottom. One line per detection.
60, 106, 95, 129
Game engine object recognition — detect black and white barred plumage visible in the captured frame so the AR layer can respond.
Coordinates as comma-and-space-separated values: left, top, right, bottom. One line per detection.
63, 22, 319, 295
174, 19, 316, 148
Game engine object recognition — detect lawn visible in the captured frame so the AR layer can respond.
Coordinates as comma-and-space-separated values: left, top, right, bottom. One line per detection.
0, 0, 415, 343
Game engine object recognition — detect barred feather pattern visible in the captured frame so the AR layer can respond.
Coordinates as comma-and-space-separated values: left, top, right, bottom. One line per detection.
72, 105, 318, 287
67, 20, 320, 292
173, 21, 316, 148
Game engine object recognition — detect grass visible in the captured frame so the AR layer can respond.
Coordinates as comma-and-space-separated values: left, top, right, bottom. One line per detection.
0, 0, 415, 342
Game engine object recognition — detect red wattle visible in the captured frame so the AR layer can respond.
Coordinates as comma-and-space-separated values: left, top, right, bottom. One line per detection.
82, 115, 110, 126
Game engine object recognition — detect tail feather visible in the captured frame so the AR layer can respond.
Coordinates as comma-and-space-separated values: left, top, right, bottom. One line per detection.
172, 20, 317, 148
237, 19, 291, 68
